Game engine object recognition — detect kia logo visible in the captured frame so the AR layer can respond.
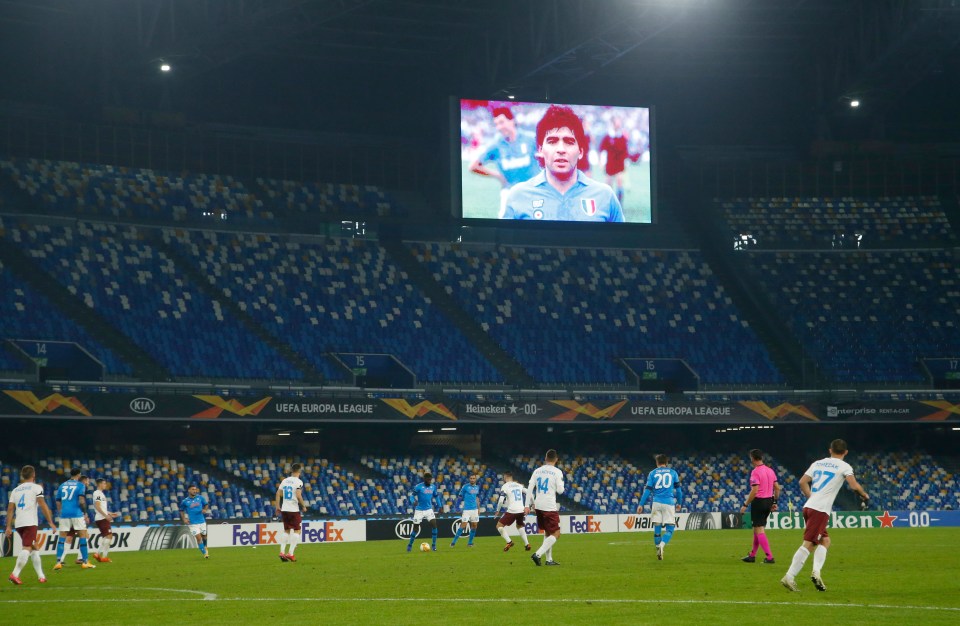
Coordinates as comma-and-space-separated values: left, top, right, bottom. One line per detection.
130, 398, 156, 414
395, 518, 420, 540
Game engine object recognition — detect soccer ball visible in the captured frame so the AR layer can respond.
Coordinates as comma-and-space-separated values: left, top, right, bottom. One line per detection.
419, 542, 431, 552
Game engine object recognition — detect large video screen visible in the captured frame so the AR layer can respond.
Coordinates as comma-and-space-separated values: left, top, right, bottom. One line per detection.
457, 99, 654, 224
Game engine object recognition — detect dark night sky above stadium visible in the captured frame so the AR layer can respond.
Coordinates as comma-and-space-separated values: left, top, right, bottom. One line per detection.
1, 0, 958, 149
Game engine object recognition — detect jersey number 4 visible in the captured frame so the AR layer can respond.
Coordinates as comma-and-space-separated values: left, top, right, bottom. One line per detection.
17, 493, 26, 509
536, 477, 550, 492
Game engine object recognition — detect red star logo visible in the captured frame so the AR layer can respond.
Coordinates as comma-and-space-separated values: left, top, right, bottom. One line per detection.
876, 510, 898, 528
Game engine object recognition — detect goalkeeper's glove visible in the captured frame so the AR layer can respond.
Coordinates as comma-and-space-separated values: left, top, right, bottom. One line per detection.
859, 495, 871, 510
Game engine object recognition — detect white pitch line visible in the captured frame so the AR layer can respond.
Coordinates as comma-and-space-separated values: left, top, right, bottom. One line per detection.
0, 586, 217, 602
2, 595, 956, 613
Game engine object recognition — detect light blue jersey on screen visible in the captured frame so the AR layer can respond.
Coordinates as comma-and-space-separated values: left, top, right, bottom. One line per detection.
56, 479, 86, 518
411, 483, 440, 511
640, 467, 682, 506
458, 484, 480, 510
181, 494, 208, 524
480, 130, 540, 187
503, 171, 624, 222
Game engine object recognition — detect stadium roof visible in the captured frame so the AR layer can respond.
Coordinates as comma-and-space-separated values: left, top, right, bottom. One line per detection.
1, 0, 959, 146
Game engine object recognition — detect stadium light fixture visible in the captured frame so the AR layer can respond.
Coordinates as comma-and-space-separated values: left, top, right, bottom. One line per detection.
849, 99, 860, 108
278, 432, 291, 436
440, 427, 457, 431
417, 429, 433, 433
160, 62, 172, 73
303, 430, 319, 434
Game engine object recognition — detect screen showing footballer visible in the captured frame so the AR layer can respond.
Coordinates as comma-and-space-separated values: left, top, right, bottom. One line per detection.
458, 98, 654, 224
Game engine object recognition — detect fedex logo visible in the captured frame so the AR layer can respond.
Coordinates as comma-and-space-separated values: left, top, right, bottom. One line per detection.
301, 521, 343, 543
232, 524, 278, 546
569, 515, 602, 534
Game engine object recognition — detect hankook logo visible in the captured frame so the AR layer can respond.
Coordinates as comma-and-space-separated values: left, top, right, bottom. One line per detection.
130, 397, 156, 414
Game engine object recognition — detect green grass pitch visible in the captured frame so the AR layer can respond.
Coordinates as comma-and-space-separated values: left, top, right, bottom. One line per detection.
3, 528, 958, 625
460, 161, 652, 223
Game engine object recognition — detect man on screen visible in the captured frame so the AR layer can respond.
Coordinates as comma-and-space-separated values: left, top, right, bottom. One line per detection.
503, 105, 623, 222
469, 106, 541, 218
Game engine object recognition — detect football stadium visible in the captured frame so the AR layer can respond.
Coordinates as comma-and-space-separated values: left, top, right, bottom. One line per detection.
1, 1, 959, 624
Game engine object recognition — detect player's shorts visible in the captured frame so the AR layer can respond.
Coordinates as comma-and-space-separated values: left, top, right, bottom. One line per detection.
412, 509, 436, 524
750, 497, 774, 528
58, 517, 87, 532
534, 510, 561, 535
16, 525, 38, 548
189, 523, 208, 537
95, 519, 113, 535
280, 511, 302, 531
499, 511, 526, 527
802, 507, 830, 544
459, 509, 479, 524
651, 502, 677, 525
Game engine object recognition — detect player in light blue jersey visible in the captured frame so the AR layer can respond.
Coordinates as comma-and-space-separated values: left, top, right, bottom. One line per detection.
53, 469, 95, 570
180, 484, 210, 558
451, 474, 481, 547
470, 106, 542, 218
637, 454, 682, 560
407, 471, 442, 552
503, 105, 624, 222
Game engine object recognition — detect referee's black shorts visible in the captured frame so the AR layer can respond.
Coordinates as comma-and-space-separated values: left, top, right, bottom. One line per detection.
750, 497, 774, 527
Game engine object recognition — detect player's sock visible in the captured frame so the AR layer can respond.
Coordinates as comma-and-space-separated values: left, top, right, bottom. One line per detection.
451, 527, 460, 545
79, 538, 89, 562
431, 528, 438, 548
653, 524, 662, 546
750, 533, 760, 557
758, 534, 773, 559
288, 531, 299, 555
536, 535, 557, 558
279, 530, 289, 554
407, 529, 417, 549
616, 186, 624, 204
546, 547, 553, 561
12, 550, 29, 577
468, 528, 476, 545
55, 536, 66, 562
31, 551, 45, 578
100, 536, 111, 558
812, 544, 827, 572
518, 525, 529, 546
498, 526, 510, 543
662, 525, 675, 545
197, 540, 206, 556
786, 546, 810, 579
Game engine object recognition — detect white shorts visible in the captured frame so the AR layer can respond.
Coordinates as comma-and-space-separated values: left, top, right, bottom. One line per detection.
651, 502, 677, 526
459, 509, 479, 524
58, 517, 86, 532
412, 509, 436, 524
189, 523, 208, 537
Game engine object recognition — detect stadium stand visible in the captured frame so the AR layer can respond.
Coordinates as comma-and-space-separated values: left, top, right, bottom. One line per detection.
411, 242, 783, 386
2, 219, 304, 381
0, 253, 133, 376
741, 249, 960, 383
0, 157, 404, 225
718, 196, 954, 248
858, 451, 959, 511
36, 456, 271, 521
163, 228, 501, 384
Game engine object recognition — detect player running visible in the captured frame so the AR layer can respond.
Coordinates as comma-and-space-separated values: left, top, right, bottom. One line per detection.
781, 439, 870, 592
53, 470, 96, 570
5, 465, 57, 585
637, 454, 682, 561
528, 449, 565, 566
494, 470, 531, 552
275, 463, 307, 562
180, 484, 210, 559
91, 478, 120, 563
406, 471, 442, 552
451, 473, 481, 547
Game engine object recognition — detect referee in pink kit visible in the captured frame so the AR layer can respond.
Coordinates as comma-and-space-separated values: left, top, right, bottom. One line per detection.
740, 449, 781, 563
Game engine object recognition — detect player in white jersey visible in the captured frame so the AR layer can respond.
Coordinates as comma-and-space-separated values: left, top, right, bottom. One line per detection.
92, 478, 120, 563
781, 439, 870, 593
494, 471, 531, 552
527, 449, 565, 567
274, 463, 307, 562
4, 465, 57, 585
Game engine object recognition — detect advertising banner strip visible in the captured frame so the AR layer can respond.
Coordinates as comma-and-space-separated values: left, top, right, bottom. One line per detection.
2, 388, 959, 423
